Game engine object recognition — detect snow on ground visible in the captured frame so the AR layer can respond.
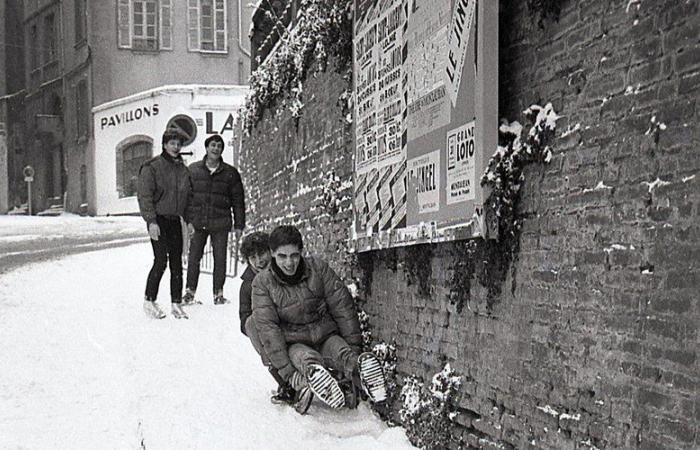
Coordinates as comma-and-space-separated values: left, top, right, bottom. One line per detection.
0, 236, 414, 448
0, 214, 144, 241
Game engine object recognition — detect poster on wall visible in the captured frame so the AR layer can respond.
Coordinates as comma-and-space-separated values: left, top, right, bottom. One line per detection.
351, 0, 498, 251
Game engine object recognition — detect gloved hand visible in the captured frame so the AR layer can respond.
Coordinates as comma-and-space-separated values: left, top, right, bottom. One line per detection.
288, 370, 307, 390
148, 222, 160, 241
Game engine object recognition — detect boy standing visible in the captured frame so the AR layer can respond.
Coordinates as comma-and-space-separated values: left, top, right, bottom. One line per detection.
183, 134, 246, 305
137, 130, 192, 319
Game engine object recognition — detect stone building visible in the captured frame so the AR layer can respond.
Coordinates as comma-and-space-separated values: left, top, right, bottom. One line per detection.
242, 0, 699, 449
0, 0, 255, 215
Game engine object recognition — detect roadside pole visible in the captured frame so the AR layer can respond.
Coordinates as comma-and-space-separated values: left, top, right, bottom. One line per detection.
23, 165, 34, 215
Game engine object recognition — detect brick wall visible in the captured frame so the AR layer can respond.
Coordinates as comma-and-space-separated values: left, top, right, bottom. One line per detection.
242, 1, 699, 448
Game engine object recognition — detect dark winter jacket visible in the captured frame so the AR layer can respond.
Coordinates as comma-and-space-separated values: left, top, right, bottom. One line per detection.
251, 256, 362, 381
239, 265, 256, 336
186, 157, 245, 231
137, 152, 192, 224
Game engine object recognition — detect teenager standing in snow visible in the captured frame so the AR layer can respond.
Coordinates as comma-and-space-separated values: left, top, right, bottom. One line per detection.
137, 130, 192, 320
182, 134, 245, 306
252, 225, 387, 413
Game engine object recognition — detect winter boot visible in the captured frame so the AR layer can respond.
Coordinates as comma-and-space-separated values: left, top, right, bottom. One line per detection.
213, 294, 229, 305
306, 364, 345, 409
270, 383, 295, 405
143, 300, 166, 319
182, 289, 201, 306
293, 385, 314, 415
339, 377, 359, 409
171, 303, 189, 319
213, 289, 229, 305
357, 352, 387, 403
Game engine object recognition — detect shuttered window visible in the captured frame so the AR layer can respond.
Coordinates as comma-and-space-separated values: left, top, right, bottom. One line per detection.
117, 0, 172, 51
188, 0, 227, 53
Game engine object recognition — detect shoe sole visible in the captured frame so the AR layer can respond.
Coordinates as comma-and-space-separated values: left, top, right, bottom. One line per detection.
358, 352, 387, 403
307, 364, 345, 409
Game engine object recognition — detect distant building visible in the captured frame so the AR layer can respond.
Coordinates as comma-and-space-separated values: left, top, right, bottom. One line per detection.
0, 0, 255, 215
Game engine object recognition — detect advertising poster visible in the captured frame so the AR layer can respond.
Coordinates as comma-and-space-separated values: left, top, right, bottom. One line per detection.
408, 149, 440, 214
446, 120, 476, 204
444, 0, 476, 105
376, 0, 405, 167
405, 0, 451, 140
352, 0, 498, 250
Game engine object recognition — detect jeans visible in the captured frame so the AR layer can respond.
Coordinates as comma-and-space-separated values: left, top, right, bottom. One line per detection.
186, 228, 229, 295
288, 335, 358, 380
145, 216, 183, 303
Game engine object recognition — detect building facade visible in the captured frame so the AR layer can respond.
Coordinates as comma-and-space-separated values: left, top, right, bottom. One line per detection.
1, 0, 255, 214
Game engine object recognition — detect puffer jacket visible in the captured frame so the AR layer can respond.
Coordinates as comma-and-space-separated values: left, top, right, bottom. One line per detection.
137, 152, 191, 224
251, 256, 362, 380
185, 157, 245, 231
238, 265, 256, 336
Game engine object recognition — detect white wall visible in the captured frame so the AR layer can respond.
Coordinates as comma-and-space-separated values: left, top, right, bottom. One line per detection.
91, 85, 247, 216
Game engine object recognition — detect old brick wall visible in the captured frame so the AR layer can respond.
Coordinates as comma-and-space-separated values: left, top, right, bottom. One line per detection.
240, 63, 355, 275
242, 1, 699, 448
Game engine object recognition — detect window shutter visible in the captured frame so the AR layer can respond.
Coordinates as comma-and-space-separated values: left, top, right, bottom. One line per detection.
160, 0, 172, 49
187, 0, 200, 51
117, 0, 131, 48
214, 0, 226, 52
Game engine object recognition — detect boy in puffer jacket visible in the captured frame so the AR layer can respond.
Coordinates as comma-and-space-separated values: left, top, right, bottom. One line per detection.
251, 225, 387, 413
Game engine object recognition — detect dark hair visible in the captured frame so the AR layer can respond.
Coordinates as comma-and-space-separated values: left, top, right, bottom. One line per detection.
269, 225, 303, 252
205, 134, 225, 148
162, 130, 184, 147
240, 231, 270, 260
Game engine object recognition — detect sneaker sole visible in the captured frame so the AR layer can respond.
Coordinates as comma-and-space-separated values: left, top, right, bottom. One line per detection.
307, 364, 345, 409
358, 352, 387, 403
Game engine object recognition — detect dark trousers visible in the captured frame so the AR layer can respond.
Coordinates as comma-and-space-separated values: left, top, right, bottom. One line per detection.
186, 228, 229, 295
145, 216, 183, 303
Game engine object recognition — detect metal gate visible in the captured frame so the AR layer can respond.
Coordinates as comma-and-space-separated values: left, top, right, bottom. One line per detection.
183, 229, 239, 278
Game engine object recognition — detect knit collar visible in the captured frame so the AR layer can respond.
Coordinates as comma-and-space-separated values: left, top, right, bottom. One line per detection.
271, 257, 306, 285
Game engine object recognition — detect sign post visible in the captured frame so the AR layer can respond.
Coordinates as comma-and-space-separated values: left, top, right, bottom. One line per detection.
23, 165, 34, 215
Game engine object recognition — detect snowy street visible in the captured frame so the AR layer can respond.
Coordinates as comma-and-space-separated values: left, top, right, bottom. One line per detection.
0, 216, 413, 449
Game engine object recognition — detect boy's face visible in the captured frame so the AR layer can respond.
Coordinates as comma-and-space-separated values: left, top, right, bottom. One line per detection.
248, 250, 271, 273
272, 244, 302, 276
206, 139, 224, 161
163, 138, 182, 157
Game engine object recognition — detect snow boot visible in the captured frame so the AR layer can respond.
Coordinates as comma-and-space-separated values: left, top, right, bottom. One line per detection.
182, 290, 201, 306
306, 364, 345, 409
171, 303, 189, 319
143, 300, 166, 319
270, 383, 295, 405
357, 352, 387, 403
213, 295, 229, 305
340, 377, 359, 409
293, 385, 314, 415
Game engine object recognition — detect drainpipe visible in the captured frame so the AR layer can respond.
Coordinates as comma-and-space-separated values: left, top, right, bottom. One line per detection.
237, 0, 251, 82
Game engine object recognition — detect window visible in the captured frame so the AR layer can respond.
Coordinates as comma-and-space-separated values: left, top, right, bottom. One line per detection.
43, 14, 58, 64
76, 80, 89, 138
75, 0, 87, 44
29, 24, 39, 71
117, 0, 172, 51
116, 137, 153, 198
188, 0, 227, 53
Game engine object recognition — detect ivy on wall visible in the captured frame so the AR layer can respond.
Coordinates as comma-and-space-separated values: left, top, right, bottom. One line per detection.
447, 103, 560, 313
243, 0, 353, 132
